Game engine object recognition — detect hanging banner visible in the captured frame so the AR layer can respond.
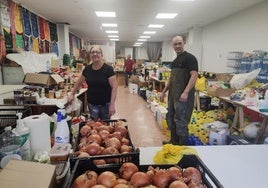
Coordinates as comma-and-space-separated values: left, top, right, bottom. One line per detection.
3, 27, 12, 51
7, 0, 16, 48
32, 36, 39, 53
16, 34, 24, 49
22, 7, 31, 36
52, 41, 59, 56
44, 20, 50, 41
14, 4, 23, 34
0, 33, 6, 64
38, 16, 45, 40
49, 22, 58, 42
24, 35, 32, 51
0, 0, 11, 28
30, 12, 39, 38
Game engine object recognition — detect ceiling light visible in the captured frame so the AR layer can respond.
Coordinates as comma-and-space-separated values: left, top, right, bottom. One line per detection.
95, 11, 116, 17
106, 30, 118, 34
133, 44, 141, 47
108, 35, 119, 38
171, 0, 195, 1
156, 13, 177, 19
110, 38, 119, 41
138, 39, 147, 42
102, 23, 117, 27
134, 42, 143, 45
140, 36, 151, 39
143, 31, 156, 34
148, 24, 164, 28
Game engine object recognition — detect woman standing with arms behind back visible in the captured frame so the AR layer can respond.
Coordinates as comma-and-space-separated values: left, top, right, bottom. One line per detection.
69, 45, 118, 120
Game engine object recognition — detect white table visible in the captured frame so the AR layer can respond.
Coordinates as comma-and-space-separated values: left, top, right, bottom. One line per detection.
140, 145, 268, 188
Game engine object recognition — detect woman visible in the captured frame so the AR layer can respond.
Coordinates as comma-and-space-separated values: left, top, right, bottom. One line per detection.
69, 45, 118, 120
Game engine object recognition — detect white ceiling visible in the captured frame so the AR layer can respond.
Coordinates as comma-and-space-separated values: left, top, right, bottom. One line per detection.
15, 0, 264, 47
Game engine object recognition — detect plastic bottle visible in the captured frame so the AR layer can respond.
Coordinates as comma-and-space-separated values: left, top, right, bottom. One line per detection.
0, 126, 22, 160
12, 113, 31, 160
54, 110, 70, 144
46, 60, 51, 73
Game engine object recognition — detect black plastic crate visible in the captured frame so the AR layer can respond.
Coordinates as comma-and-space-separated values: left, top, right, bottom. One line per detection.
64, 154, 223, 188
69, 119, 138, 171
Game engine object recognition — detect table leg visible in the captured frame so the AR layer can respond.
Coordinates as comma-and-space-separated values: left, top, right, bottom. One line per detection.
231, 106, 239, 132
238, 106, 244, 130
255, 117, 268, 144
195, 91, 200, 111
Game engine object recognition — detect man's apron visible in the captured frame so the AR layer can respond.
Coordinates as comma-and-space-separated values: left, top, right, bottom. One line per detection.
166, 67, 195, 145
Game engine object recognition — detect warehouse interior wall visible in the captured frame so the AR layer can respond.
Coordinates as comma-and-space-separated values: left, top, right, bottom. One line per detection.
201, 0, 268, 73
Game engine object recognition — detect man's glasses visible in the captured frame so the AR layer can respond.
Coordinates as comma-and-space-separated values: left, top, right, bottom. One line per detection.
90, 51, 101, 55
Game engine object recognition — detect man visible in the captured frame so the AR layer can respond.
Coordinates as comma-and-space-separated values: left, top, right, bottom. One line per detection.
124, 54, 134, 87
160, 36, 198, 145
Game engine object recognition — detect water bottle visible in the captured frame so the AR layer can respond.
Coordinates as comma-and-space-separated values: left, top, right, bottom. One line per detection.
46, 60, 51, 73
0, 126, 22, 161
54, 110, 70, 144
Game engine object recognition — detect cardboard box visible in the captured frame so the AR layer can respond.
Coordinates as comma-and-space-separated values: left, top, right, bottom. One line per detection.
216, 73, 234, 82
0, 160, 56, 188
207, 86, 235, 97
24, 73, 64, 86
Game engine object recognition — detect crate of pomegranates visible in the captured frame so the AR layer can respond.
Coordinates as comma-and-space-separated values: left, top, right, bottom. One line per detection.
65, 154, 223, 188
69, 119, 139, 171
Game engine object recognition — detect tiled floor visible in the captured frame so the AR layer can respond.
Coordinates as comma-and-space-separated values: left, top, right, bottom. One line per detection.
113, 85, 169, 147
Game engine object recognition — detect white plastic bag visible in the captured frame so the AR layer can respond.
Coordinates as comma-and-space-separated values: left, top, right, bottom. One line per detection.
230, 68, 260, 89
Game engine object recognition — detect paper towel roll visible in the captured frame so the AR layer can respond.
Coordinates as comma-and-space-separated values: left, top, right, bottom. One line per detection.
23, 115, 51, 155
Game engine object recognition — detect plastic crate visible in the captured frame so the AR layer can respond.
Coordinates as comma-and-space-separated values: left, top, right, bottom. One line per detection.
64, 154, 223, 188
69, 119, 138, 171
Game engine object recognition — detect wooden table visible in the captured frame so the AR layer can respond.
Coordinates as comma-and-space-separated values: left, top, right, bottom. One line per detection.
149, 76, 166, 91
0, 85, 88, 116
195, 90, 268, 144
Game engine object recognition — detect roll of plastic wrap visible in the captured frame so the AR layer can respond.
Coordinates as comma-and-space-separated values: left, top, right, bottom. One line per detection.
23, 115, 51, 155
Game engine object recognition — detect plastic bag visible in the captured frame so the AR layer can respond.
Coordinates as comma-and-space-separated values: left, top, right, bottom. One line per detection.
230, 68, 260, 89
195, 76, 207, 91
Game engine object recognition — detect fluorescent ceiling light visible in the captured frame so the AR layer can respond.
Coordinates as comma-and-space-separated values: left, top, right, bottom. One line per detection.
143, 31, 156, 34
171, 0, 195, 1
140, 36, 151, 39
106, 30, 118, 34
108, 35, 119, 38
102, 23, 117, 27
138, 39, 147, 42
134, 42, 143, 45
156, 13, 177, 19
140, 35, 151, 39
95, 11, 116, 17
110, 38, 119, 41
133, 44, 141, 47
148, 24, 164, 28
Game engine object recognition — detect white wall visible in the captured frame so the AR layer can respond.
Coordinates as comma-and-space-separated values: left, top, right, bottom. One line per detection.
162, 40, 175, 62
134, 46, 149, 60
201, 1, 268, 73
86, 41, 116, 63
